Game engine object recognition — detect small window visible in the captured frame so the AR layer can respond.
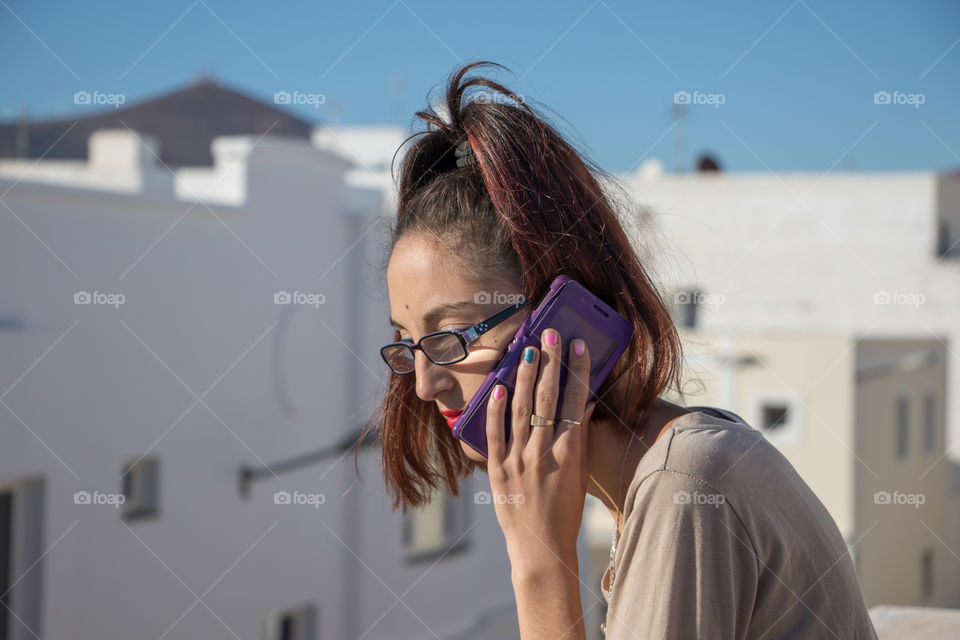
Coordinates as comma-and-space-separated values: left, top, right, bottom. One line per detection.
121, 457, 160, 521
673, 288, 700, 329
923, 392, 935, 454
936, 218, 951, 258
761, 404, 789, 432
896, 396, 909, 460
265, 603, 315, 640
1, 490, 11, 638
402, 485, 470, 562
921, 548, 934, 600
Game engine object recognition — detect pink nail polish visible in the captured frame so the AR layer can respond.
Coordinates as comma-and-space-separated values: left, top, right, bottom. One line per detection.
544, 330, 558, 346
573, 339, 585, 356
493, 385, 504, 400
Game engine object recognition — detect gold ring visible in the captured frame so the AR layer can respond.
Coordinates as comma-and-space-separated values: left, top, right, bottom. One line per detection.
529, 414, 554, 428
558, 418, 583, 427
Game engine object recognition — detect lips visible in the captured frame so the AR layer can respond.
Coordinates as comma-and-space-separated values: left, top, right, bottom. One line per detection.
440, 409, 463, 429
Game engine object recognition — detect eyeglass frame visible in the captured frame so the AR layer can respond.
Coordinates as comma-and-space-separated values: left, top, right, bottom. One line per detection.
380, 298, 532, 374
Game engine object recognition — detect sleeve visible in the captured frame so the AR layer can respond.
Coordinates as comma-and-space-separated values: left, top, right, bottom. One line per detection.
603, 469, 758, 640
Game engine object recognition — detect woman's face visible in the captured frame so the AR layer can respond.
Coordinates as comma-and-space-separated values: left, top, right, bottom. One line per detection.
386, 233, 530, 463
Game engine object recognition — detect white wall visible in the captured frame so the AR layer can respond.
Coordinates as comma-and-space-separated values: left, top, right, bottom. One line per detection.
0, 129, 517, 639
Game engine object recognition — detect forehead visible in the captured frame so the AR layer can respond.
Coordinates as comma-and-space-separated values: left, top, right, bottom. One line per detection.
386, 234, 479, 319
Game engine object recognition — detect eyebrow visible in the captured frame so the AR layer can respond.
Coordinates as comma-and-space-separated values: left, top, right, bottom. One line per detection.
389, 299, 480, 331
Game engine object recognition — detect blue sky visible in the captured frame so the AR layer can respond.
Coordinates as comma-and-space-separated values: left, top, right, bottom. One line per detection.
2, 0, 958, 173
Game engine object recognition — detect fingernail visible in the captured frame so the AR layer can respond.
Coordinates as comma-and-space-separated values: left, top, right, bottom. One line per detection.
523, 347, 536, 364
587, 403, 596, 420
573, 339, 585, 356
493, 385, 505, 400
544, 330, 558, 346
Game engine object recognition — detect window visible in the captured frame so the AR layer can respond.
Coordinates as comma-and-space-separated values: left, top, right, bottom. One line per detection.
761, 404, 789, 432
673, 288, 700, 329
921, 548, 934, 600
402, 484, 471, 563
1, 491, 10, 640
121, 456, 160, 521
896, 396, 909, 460
936, 218, 952, 258
265, 603, 315, 640
0, 479, 43, 639
923, 392, 936, 454
751, 396, 802, 446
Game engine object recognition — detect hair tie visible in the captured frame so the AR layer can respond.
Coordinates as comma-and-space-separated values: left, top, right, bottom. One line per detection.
454, 139, 477, 169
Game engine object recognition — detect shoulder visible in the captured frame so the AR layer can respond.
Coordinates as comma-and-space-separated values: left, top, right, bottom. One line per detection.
634, 409, 773, 494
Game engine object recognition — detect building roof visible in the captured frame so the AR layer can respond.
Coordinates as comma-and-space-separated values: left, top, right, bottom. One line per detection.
0, 77, 315, 168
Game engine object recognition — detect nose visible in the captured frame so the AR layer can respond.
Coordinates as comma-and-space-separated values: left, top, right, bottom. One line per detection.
413, 349, 454, 402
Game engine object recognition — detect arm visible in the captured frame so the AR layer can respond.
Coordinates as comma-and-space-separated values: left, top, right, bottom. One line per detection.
512, 552, 586, 640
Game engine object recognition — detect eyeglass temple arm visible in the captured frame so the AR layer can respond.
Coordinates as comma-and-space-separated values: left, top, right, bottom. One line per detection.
461, 299, 531, 343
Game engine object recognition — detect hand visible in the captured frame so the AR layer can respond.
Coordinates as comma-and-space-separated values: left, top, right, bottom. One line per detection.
485, 328, 596, 572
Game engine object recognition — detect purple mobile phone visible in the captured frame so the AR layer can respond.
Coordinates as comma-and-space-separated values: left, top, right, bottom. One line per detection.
451, 274, 634, 458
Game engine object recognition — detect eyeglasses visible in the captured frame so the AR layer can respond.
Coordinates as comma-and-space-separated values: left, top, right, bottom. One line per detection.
381, 299, 531, 374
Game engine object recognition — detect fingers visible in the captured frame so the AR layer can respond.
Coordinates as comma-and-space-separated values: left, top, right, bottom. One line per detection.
526, 329, 562, 460
498, 329, 590, 469
486, 383, 508, 465
554, 338, 591, 461
507, 343, 539, 457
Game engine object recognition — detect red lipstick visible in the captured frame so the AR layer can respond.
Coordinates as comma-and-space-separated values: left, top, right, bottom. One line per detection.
440, 408, 463, 429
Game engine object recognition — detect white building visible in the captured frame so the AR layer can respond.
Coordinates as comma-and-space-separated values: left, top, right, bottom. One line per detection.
0, 125, 519, 640
613, 163, 960, 608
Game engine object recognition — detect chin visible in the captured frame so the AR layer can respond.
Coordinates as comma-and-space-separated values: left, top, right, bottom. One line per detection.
459, 440, 488, 464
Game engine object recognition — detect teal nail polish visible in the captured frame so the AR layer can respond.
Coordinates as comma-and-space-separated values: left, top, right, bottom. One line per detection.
523, 347, 536, 364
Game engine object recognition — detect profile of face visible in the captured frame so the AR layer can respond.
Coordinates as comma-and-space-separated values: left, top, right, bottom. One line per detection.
386, 233, 530, 463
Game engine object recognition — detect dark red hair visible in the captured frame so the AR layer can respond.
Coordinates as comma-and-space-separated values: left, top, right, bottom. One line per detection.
356, 61, 684, 513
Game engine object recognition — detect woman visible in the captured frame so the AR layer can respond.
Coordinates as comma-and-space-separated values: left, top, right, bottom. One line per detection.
364, 61, 877, 639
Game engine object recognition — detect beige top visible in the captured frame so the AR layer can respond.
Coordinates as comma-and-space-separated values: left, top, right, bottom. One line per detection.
599, 407, 877, 639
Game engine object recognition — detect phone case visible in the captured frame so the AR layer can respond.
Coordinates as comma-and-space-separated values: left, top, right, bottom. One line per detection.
451, 274, 634, 458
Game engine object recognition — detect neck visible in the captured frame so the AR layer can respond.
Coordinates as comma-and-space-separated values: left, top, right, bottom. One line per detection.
585, 398, 692, 531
